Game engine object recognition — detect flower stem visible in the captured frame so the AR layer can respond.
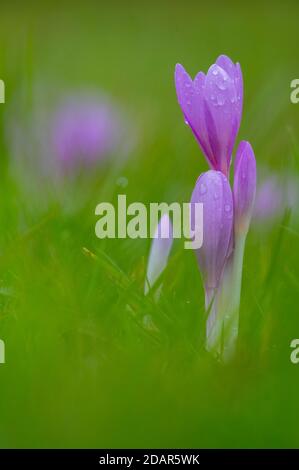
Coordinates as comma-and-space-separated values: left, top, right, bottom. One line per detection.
222, 232, 246, 362
206, 233, 247, 362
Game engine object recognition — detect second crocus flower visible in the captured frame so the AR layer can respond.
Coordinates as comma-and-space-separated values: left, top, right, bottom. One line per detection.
190, 170, 234, 351
190, 171, 233, 306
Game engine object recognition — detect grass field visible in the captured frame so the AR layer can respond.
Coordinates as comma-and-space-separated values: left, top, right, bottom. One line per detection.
0, 0, 299, 448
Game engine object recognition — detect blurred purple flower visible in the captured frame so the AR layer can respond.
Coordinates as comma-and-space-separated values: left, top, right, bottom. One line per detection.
7, 88, 132, 181
175, 55, 243, 177
190, 170, 233, 304
51, 94, 122, 172
253, 173, 298, 225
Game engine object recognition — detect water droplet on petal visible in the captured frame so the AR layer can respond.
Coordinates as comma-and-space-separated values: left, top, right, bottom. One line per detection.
224, 204, 231, 212
217, 95, 225, 106
217, 80, 227, 91
214, 191, 220, 200
212, 68, 218, 76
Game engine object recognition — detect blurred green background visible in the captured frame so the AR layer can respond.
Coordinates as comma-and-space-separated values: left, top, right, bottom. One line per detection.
0, 0, 299, 448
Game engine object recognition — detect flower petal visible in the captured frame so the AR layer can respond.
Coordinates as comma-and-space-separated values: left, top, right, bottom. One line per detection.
175, 56, 243, 176
175, 64, 215, 166
233, 141, 256, 234
203, 64, 239, 176
216, 55, 236, 79
190, 170, 233, 289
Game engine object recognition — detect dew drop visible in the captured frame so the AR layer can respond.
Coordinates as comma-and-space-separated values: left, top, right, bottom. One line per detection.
212, 68, 218, 76
224, 204, 231, 212
214, 191, 220, 200
217, 95, 225, 106
116, 176, 128, 188
217, 80, 227, 91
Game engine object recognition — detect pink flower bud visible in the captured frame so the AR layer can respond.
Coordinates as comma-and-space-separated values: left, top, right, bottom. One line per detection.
190, 170, 233, 291
233, 141, 256, 234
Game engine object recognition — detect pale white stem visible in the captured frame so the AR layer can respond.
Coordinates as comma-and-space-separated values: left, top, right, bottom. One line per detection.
222, 233, 246, 362
206, 287, 222, 358
206, 233, 247, 362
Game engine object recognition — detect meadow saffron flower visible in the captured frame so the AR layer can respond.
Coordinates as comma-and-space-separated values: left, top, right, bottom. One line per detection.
7, 89, 129, 183
7, 89, 133, 212
234, 141, 257, 235
145, 214, 173, 296
176, 55, 256, 361
253, 173, 298, 227
190, 171, 234, 350
175, 55, 243, 177
190, 171, 233, 306
51, 94, 122, 172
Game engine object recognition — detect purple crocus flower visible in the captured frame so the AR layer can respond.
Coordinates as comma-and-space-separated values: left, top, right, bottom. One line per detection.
175, 55, 259, 361
51, 94, 122, 172
253, 173, 298, 225
145, 214, 173, 295
253, 177, 282, 221
233, 141, 256, 235
190, 170, 233, 306
175, 55, 243, 177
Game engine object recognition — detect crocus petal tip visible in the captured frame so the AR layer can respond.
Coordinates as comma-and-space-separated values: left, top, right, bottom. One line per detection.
233, 140, 257, 235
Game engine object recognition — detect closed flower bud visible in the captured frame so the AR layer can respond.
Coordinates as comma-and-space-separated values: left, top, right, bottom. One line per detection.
145, 214, 173, 295
190, 170, 233, 298
233, 141, 256, 235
